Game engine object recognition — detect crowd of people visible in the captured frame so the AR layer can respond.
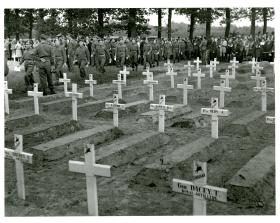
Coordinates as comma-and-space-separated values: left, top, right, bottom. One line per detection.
4, 32, 275, 95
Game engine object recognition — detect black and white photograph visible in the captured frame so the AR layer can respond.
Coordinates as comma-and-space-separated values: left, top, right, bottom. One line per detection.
2, 1, 277, 218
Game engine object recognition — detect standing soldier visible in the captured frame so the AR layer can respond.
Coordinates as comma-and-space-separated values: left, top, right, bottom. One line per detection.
96, 39, 110, 73
73, 38, 90, 78
129, 38, 139, 71
19, 40, 35, 92
143, 38, 152, 69
178, 37, 186, 61
172, 38, 180, 63
67, 36, 77, 72
110, 38, 117, 65
33, 34, 56, 95
90, 37, 98, 67
152, 39, 160, 67
116, 38, 127, 68
164, 39, 172, 61
125, 38, 132, 67
53, 39, 67, 84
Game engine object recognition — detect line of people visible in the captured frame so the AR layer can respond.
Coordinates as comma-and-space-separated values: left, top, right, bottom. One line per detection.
4, 32, 274, 95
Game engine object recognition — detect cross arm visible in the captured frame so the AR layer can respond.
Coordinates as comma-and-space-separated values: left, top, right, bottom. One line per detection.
4, 148, 33, 164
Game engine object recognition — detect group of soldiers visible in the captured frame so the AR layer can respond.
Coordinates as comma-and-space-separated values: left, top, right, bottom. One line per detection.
4, 31, 275, 95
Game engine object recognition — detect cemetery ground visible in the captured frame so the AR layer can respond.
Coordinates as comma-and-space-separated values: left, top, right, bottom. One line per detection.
4, 60, 275, 216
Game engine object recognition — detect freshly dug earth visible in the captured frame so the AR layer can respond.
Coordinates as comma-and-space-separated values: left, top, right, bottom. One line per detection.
5, 61, 275, 216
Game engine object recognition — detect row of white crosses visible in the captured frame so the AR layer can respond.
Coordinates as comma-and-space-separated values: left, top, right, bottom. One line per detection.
5, 133, 110, 216
173, 160, 227, 215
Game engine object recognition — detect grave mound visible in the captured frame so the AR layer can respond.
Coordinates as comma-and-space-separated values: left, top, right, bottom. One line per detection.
197, 97, 210, 106
171, 120, 195, 128
221, 124, 250, 137
236, 68, 249, 74
218, 68, 226, 73
235, 84, 250, 90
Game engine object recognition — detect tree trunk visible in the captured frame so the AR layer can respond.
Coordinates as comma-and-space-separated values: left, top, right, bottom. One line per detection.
15, 9, 20, 40
128, 8, 137, 38
263, 8, 268, 34
28, 9, 34, 39
4, 9, 11, 38
189, 10, 196, 41
225, 8, 231, 38
98, 9, 104, 37
157, 8, 162, 39
168, 8, 172, 40
205, 8, 212, 40
251, 8, 256, 38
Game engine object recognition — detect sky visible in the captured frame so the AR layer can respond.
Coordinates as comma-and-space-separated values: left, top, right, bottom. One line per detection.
147, 13, 275, 27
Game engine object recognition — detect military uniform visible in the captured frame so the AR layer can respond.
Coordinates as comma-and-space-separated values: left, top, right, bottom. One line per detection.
74, 44, 90, 78
152, 42, 160, 67
178, 39, 186, 61
164, 41, 172, 61
54, 44, 67, 80
116, 42, 127, 68
129, 42, 139, 71
96, 42, 109, 73
143, 42, 152, 69
172, 40, 180, 63
67, 39, 77, 71
20, 48, 35, 91
110, 41, 117, 65
33, 37, 55, 95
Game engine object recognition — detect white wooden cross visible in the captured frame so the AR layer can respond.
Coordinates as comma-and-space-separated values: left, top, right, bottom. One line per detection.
69, 144, 111, 216
142, 66, 153, 77
85, 74, 97, 97
177, 77, 193, 105
193, 68, 205, 89
143, 72, 158, 101
4, 134, 33, 200
212, 58, 219, 71
27, 83, 43, 115
254, 62, 263, 74
166, 67, 177, 88
213, 79, 231, 108
201, 98, 229, 139
150, 95, 174, 132
228, 57, 239, 79
173, 160, 227, 215
249, 57, 257, 73
4, 81, 13, 114
266, 116, 275, 124
120, 66, 130, 84
206, 61, 215, 78
112, 73, 126, 99
105, 94, 125, 127
164, 59, 173, 70
253, 79, 274, 112
193, 57, 202, 71
220, 70, 234, 88
59, 73, 71, 96
184, 61, 194, 77
251, 70, 265, 88
65, 83, 83, 121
